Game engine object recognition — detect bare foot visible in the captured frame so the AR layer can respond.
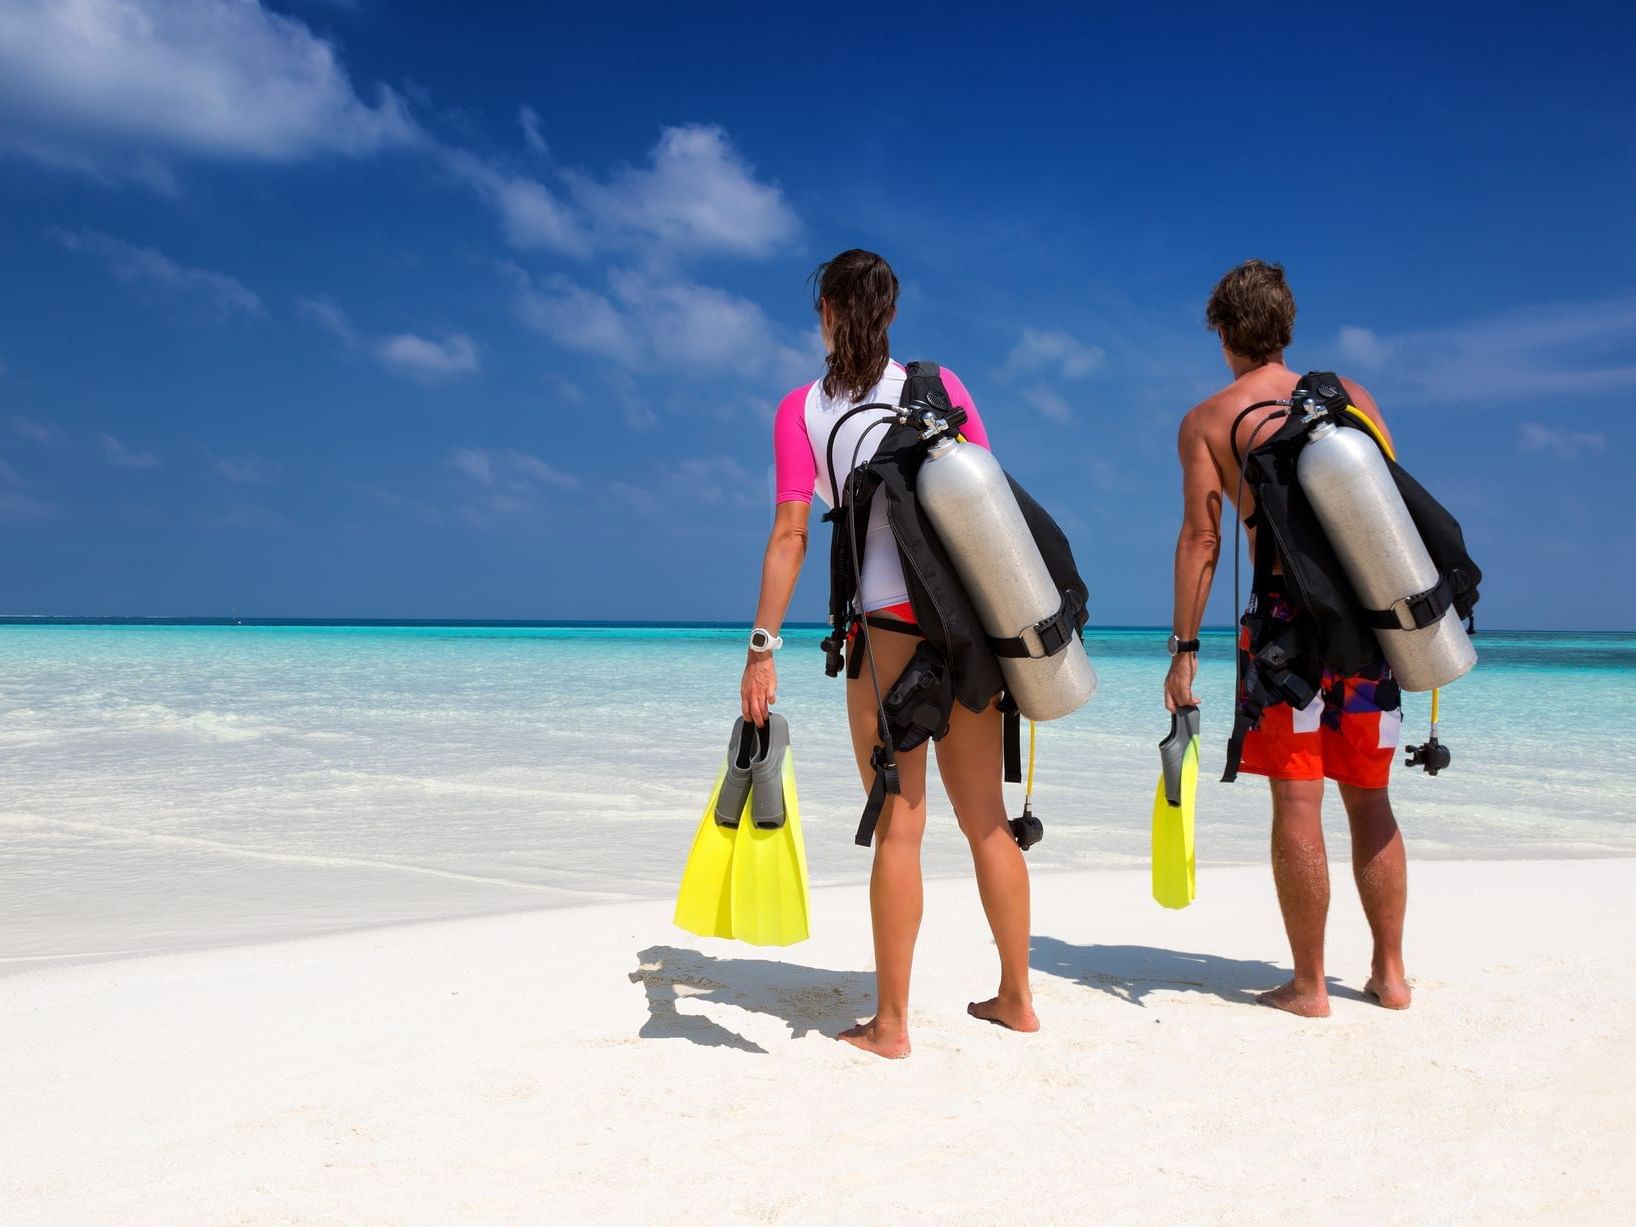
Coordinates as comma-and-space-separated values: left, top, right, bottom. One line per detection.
1256, 980, 1331, 1018
967, 996, 1041, 1033
1365, 974, 1412, 1010
838, 1018, 911, 1060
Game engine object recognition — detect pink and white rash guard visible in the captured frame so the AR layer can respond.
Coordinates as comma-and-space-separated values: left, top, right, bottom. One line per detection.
774, 361, 989, 613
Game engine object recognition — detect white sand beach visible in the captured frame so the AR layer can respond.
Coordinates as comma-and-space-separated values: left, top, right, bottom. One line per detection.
5, 857, 1633, 1225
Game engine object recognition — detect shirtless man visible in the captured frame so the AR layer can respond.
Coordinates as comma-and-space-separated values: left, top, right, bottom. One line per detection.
1163, 259, 1412, 1018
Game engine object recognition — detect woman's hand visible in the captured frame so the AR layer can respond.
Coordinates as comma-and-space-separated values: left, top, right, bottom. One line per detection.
1164, 652, 1200, 713
742, 651, 778, 725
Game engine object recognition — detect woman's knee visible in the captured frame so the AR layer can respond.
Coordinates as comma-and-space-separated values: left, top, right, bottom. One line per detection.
875, 796, 928, 848
952, 795, 1008, 843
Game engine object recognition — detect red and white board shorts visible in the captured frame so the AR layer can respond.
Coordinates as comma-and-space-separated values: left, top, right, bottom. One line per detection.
1237, 590, 1402, 790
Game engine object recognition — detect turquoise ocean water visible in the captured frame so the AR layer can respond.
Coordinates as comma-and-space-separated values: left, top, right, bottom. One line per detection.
1, 623, 1631, 968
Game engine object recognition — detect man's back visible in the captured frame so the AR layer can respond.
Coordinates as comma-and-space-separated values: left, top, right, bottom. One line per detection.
1184, 363, 1390, 530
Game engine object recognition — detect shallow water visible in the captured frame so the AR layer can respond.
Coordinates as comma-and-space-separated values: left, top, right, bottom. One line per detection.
1, 623, 1630, 967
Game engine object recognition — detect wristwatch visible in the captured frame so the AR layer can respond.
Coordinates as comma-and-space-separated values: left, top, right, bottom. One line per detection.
1167, 634, 1200, 655
748, 627, 784, 654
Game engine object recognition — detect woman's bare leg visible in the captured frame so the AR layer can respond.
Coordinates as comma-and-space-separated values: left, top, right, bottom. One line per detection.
838, 629, 927, 1059
935, 701, 1038, 1032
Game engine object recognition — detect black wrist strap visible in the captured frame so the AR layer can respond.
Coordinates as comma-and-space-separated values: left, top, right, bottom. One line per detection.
1173, 638, 1200, 653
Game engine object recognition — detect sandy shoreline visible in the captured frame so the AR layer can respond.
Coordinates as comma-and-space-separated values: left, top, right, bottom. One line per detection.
5, 859, 1634, 1224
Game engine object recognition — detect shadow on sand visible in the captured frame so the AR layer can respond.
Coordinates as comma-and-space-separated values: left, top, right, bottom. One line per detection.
1029, 936, 1370, 1008
630, 944, 874, 1054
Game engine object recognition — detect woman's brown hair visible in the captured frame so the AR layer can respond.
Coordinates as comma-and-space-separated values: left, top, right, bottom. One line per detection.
811, 249, 898, 401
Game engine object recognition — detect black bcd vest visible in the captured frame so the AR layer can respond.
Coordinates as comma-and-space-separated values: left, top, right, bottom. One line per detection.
820, 362, 1091, 843
1224, 371, 1484, 780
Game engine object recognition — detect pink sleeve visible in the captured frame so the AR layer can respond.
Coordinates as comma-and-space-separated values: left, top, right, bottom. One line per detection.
939, 367, 990, 449
773, 383, 816, 504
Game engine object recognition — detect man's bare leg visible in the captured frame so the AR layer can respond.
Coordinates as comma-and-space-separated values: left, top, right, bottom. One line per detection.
1339, 782, 1411, 1009
838, 630, 926, 1059
1259, 777, 1332, 1017
935, 701, 1038, 1033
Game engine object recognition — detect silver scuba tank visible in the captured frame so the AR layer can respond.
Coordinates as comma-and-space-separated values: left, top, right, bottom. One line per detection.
1295, 421, 1476, 691
916, 437, 1097, 720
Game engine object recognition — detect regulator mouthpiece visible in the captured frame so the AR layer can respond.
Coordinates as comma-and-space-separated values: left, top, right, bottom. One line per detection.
1009, 803, 1044, 851
1405, 733, 1452, 776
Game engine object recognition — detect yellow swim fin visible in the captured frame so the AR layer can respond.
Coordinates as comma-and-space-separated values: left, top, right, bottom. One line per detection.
673, 762, 742, 940
728, 721, 810, 947
1151, 705, 1199, 909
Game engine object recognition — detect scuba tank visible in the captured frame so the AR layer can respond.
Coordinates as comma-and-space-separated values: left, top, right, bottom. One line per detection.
1295, 419, 1477, 692
917, 435, 1097, 720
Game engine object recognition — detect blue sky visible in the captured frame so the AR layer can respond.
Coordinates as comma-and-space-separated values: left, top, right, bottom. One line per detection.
0, 0, 1632, 628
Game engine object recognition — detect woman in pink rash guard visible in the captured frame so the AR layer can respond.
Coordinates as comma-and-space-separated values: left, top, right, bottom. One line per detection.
740, 249, 1038, 1060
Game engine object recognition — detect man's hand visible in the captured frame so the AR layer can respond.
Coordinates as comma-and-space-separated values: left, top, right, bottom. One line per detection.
1164, 652, 1200, 713
741, 651, 778, 725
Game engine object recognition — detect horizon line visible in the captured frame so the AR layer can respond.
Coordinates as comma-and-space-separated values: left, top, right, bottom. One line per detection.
0, 616, 1625, 635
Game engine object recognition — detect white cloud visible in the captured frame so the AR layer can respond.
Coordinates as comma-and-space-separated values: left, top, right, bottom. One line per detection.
356, 483, 442, 525
375, 332, 479, 379
514, 273, 637, 360
451, 447, 578, 519
518, 105, 546, 155
211, 454, 279, 483
567, 124, 798, 259
675, 455, 759, 507
1006, 328, 1104, 379
610, 269, 787, 376
0, 449, 51, 519
513, 266, 816, 386
609, 452, 762, 520
11, 416, 60, 445
450, 123, 796, 261
1518, 422, 1607, 459
1336, 324, 1392, 367
98, 433, 160, 469
1017, 383, 1073, 422
0, 0, 417, 181
304, 295, 484, 383
451, 447, 576, 491
298, 295, 357, 346
439, 147, 588, 255
54, 228, 260, 316
1335, 297, 1636, 402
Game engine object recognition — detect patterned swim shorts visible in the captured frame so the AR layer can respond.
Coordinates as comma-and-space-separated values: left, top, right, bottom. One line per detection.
1237, 588, 1402, 789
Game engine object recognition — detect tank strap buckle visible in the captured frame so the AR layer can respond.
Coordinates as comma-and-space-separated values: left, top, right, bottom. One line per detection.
1032, 590, 1084, 657
1368, 577, 1453, 633
991, 592, 1082, 661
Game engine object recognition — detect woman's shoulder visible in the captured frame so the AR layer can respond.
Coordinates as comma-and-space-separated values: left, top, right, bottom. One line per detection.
774, 380, 818, 428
